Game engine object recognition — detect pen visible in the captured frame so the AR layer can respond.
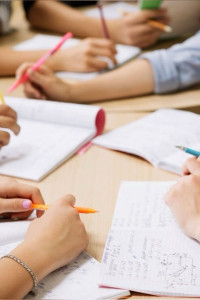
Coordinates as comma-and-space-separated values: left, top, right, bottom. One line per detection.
147, 20, 172, 33
31, 203, 99, 214
97, 2, 110, 39
8, 32, 73, 93
176, 145, 200, 157
0, 88, 5, 104
118, 8, 172, 33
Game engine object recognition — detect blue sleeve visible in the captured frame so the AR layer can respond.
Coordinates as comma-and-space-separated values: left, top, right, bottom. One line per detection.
141, 31, 200, 93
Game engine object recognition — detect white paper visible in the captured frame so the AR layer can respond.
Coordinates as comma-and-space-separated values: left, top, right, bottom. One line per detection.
0, 221, 130, 299
94, 109, 200, 175
0, 97, 100, 180
100, 181, 200, 296
14, 34, 141, 80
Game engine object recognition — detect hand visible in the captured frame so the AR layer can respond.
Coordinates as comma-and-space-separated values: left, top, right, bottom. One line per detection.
0, 105, 20, 149
0, 179, 45, 220
107, 9, 169, 47
17, 195, 88, 279
52, 38, 117, 72
164, 175, 200, 242
16, 63, 71, 102
181, 156, 200, 176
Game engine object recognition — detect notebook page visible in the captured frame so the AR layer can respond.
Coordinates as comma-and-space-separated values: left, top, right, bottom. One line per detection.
100, 181, 200, 296
100, 228, 200, 296
111, 181, 177, 230
14, 34, 141, 81
0, 234, 130, 298
0, 118, 94, 180
94, 109, 200, 172
5, 97, 100, 131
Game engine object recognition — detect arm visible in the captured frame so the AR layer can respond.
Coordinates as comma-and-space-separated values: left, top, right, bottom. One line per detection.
24, 0, 167, 47
0, 195, 88, 299
0, 38, 117, 76
164, 158, 200, 242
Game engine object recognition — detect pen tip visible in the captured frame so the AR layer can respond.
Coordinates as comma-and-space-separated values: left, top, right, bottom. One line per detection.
175, 145, 184, 151
165, 26, 173, 33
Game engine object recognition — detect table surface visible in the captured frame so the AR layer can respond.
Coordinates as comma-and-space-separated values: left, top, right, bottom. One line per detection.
0, 2, 198, 299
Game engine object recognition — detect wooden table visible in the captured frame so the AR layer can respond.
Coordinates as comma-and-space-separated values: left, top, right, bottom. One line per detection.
0, 2, 197, 299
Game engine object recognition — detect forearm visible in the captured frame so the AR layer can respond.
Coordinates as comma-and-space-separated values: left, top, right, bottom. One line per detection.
0, 242, 51, 299
70, 59, 154, 102
28, 0, 103, 38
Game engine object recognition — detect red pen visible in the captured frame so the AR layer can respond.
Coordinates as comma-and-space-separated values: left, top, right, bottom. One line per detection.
8, 32, 73, 93
97, 2, 110, 39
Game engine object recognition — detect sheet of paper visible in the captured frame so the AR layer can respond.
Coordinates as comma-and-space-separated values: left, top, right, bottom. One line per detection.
100, 181, 200, 296
0, 220, 130, 299
14, 34, 141, 80
0, 97, 100, 180
94, 109, 200, 174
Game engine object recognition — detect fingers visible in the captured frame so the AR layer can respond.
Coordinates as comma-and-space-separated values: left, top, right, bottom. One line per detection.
16, 62, 34, 81
134, 9, 168, 23
84, 38, 117, 54
0, 115, 20, 135
53, 194, 76, 208
0, 131, 10, 148
181, 156, 200, 176
0, 198, 32, 214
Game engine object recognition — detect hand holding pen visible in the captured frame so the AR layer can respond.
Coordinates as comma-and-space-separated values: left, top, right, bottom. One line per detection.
176, 145, 200, 176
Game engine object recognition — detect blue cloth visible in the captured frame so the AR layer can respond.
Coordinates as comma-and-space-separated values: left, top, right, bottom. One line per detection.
142, 31, 200, 93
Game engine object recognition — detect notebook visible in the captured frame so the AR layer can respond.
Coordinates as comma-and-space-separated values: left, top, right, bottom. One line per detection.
0, 97, 105, 181
85, 1, 200, 38
0, 220, 130, 299
93, 109, 200, 175
14, 34, 141, 80
100, 181, 200, 297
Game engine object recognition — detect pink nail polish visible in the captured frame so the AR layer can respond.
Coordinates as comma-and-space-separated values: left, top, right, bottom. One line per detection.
22, 200, 31, 209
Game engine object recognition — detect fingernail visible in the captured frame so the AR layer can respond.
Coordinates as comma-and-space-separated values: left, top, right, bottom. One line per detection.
22, 199, 32, 209
12, 217, 19, 221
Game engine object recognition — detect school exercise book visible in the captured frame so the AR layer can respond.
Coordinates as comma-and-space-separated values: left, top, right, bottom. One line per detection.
93, 109, 200, 175
0, 220, 130, 299
0, 97, 105, 181
100, 181, 200, 297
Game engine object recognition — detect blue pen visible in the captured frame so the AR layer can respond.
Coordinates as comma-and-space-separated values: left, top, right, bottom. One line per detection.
176, 146, 200, 157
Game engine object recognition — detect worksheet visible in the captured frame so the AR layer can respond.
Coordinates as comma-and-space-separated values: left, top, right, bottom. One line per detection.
100, 181, 200, 296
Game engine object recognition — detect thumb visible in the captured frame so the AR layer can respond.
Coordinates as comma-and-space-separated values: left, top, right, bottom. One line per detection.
28, 69, 49, 90
0, 198, 32, 213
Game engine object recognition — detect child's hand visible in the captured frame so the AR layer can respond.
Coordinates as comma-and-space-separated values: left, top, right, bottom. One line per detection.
52, 38, 117, 72
181, 156, 200, 176
16, 195, 88, 279
0, 179, 45, 220
0, 105, 20, 149
108, 9, 169, 47
16, 63, 70, 102
164, 174, 200, 242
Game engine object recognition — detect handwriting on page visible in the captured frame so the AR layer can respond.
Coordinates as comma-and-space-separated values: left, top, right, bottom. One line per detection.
112, 181, 177, 230
101, 229, 200, 296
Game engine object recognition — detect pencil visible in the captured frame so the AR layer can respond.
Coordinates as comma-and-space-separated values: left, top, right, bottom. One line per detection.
97, 2, 110, 39
8, 32, 73, 93
31, 203, 99, 214
0, 88, 5, 104
118, 8, 172, 33
176, 145, 200, 157
147, 20, 172, 33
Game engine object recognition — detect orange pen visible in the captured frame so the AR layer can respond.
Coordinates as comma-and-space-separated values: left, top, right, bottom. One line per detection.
31, 203, 98, 214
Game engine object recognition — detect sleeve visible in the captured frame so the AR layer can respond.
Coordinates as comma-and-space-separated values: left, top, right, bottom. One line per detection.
141, 31, 200, 94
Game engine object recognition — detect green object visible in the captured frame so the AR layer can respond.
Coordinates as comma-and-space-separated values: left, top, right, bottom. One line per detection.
140, 0, 163, 9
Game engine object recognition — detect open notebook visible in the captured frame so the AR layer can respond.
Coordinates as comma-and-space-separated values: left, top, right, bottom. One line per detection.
85, 1, 200, 39
14, 34, 141, 80
0, 97, 105, 181
0, 220, 130, 299
100, 181, 200, 297
93, 109, 200, 175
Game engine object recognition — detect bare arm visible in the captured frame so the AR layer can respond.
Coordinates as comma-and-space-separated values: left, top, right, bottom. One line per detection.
27, 0, 103, 38
18, 59, 154, 102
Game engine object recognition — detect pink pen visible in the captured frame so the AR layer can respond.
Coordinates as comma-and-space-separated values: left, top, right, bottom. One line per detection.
8, 32, 73, 93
